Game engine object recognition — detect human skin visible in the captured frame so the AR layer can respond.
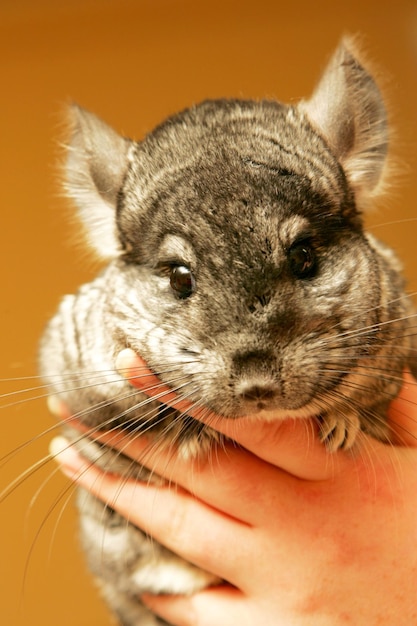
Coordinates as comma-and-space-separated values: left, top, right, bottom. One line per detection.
50, 349, 417, 626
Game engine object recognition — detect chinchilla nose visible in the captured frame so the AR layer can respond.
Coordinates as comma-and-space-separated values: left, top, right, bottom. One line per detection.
239, 383, 276, 402
232, 349, 280, 409
235, 378, 280, 411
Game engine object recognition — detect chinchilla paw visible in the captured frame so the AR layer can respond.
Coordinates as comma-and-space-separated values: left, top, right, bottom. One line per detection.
319, 413, 360, 451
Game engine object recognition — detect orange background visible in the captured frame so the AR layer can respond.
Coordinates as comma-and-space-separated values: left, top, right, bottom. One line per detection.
0, 1, 416, 624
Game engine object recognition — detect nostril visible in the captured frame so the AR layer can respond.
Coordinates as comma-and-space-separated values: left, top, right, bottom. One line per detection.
240, 384, 276, 402
248, 291, 272, 313
232, 350, 279, 409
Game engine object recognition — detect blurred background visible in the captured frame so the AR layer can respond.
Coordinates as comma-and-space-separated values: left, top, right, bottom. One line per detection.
0, 1, 416, 624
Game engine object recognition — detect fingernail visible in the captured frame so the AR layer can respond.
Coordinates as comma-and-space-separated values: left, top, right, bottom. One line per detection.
47, 395, 70, 418
49, 436, 85, 479
115, 348, 140, 377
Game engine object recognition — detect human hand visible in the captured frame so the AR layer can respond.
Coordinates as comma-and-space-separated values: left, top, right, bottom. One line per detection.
50, 350, 417, 626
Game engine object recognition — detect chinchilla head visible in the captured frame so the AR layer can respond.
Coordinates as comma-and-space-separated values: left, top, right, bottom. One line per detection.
61, 38, 414, 431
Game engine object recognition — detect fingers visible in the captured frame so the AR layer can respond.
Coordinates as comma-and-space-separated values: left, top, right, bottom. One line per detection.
47, 391, 294, 522
141, 586, 248, 626
47, 394, 320, 525
388, 371, 417, 447
115, 349, 347, 480
49, 436, 252, 587
64, 425, 304, 523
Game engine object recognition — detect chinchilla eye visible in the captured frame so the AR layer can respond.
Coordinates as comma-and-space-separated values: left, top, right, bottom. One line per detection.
288, 242, 316, 279
169, 265, 196, 299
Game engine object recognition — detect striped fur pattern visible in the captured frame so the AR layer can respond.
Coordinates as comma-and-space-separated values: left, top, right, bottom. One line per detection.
39, 40, 417, 625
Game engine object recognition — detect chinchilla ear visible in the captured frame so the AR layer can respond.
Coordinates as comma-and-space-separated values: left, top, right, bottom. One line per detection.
301, 38, 388, 204
65, 105, 132, 258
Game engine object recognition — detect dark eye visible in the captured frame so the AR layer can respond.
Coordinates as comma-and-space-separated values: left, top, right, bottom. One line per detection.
169, 265, 196, 299
288, 242, 316, 279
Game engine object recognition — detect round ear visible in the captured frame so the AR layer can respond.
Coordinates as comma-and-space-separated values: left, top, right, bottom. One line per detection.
65, 104, 132, 258
301, 38, 388, 205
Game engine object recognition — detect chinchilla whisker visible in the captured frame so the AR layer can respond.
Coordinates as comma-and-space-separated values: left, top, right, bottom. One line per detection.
324, 344, 417, 363
29, 40, 417, 623
0, 362, 191, 410
99, 382, 203, 445
325, 330, 417, 350
0, 422, 65, 468
46, 483, 77, 565
320, 387, 386, 425
320, 356, 398, 370
324, 292, 417, 334
125, 373, 199, 410
370, 217, 417, 229
317, 369, 400, 397
0, 376, 125, 411
118, 360, 198, 380
0, 454, 54, 503
0, 367, 129, 398
21, 469, 81, 601
385, 415, 417, 445
323, 349, 415, 361
324, 312, 417, 345
60, 379, 201, 457
320, 381, 415, 439
124, 371, 195, 396
1, 418, 113, 471
321, 366, 406, 386
102, 381, 200, 431
0, 386, 158, 469
0, 369, 117, 385
334, 308, 416, 337
0, 389, 145, 467
134, 427, 206, 485
0, 384, 64, 406
64, 373, 191, 424
27, 461, 69, 516
352, 362, 415, 379
101, 392, 217, 476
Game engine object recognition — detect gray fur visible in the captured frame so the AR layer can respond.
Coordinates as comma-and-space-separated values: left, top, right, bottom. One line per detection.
40, 39, 417, 625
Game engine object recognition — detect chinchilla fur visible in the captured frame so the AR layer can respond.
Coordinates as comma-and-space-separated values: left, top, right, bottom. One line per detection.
40, 39, 417, 625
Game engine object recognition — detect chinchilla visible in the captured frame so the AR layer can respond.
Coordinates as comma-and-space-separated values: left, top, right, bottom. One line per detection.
39, 38, 417, 625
